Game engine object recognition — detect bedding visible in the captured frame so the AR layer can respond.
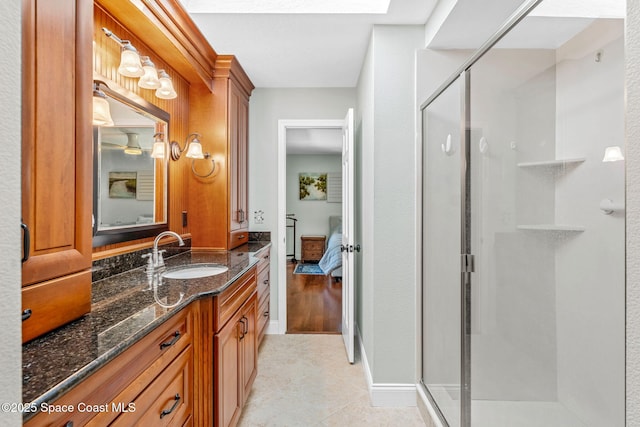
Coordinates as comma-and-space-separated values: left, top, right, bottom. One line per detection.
319, 216, 342, 276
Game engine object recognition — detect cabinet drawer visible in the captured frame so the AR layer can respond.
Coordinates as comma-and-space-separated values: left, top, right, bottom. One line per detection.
22, 270, 91, 343
257, 294, 269, 346
111, 346, 193, 427
228, 229, 249, 249
257, 265, 270, 302
25, 307, 193, 427
213, 267, 256, 333
255, 247, 270, 274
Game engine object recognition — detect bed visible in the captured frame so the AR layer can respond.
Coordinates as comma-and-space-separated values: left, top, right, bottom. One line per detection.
318, 215, 342, 278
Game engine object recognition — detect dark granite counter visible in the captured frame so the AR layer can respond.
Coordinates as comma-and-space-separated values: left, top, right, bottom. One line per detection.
22, 241, 271, 417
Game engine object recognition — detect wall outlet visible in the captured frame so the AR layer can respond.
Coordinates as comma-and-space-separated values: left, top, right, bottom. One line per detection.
254, 210, 264, 224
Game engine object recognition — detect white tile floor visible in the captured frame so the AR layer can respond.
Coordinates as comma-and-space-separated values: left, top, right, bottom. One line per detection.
238, 334, 426, 427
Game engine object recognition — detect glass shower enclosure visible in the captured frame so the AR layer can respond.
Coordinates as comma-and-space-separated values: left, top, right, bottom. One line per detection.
420, 1, 625, 426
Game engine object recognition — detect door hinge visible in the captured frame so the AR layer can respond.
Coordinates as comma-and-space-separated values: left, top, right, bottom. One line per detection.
461, 254, 475, 273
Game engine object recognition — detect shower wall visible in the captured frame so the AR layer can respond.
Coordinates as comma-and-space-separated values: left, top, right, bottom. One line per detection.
553, 20, 625, 426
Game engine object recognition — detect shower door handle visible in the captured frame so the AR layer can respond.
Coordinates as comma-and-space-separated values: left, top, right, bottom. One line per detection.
461, 254, 475, 273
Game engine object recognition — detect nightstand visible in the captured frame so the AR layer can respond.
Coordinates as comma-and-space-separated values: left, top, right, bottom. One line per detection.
300, 235, 326, 263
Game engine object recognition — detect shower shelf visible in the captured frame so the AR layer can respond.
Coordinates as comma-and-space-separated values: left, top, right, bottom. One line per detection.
517, 158, 586, 168
516, 224, 585, 232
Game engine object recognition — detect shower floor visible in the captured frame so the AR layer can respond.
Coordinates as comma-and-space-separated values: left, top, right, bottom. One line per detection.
426, 385, 586, 427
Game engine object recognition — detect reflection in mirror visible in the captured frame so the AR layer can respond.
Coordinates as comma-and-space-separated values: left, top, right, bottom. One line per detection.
93, 84, 169, 247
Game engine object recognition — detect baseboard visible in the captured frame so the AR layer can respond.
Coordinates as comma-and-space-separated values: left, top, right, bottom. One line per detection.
266, 319, 280, 335
355, 325, 417, 407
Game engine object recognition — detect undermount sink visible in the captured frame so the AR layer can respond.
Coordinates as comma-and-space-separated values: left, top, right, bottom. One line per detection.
162, 264, 229, 280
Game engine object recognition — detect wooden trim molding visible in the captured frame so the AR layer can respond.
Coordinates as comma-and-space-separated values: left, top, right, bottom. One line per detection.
214, 55, 255, 98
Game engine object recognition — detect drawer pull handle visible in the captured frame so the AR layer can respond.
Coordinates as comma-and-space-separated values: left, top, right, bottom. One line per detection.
65, 422, 74, 427
263, 279, 269, 285
264, 311, 269, 317
238, 320, 245, 340
238, 235, 245, 239
22, 309, 32, 322
21, 222, 30, 263
160, 393, 181, 419
160, 331, 181, 349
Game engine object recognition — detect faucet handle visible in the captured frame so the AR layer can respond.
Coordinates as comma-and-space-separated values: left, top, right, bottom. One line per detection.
142, 252, 155, 273
157, 249, 167, 267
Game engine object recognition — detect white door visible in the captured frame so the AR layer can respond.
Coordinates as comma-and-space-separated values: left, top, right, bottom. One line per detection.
342, 108, 356, 363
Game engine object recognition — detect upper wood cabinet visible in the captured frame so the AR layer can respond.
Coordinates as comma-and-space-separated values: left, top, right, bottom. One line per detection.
21, 0, 93, 341
189, 56, 254, 250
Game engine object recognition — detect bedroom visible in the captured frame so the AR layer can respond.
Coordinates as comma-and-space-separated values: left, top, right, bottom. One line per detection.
285, 127, 345, 334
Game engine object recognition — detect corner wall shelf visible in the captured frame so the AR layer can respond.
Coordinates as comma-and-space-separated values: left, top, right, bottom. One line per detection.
516, 224, 585, 232
517, 158, 586, 168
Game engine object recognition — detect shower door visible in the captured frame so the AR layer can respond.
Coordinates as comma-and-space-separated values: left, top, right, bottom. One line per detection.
421, 75, 467, 427
421, 1, 625, 425
467, 16, 625, 427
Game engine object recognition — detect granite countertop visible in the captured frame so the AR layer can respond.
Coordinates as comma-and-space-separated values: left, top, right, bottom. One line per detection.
22, 241, 271, 414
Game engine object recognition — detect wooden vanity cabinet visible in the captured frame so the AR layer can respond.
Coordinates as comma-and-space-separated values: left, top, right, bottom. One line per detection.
212, 267, 258, 427
21, 0, 94, 342
189, 56, 254, 250
24, 306, 195, 427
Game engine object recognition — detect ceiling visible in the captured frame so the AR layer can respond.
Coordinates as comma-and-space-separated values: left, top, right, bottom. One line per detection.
181, 0, 625, 154
183, 0, 626, 88
183, 0, 438, 88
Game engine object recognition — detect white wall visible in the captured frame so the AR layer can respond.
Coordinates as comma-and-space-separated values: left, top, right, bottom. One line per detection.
356, 25, 424, 385
0, 0, 23, 425
627, 1, 640, 425
286, 154, 342, 260
248, 87, 356, 321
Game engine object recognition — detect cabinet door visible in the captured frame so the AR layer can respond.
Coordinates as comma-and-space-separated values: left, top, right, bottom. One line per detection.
228, 79, 249, 248
240, 293, 257, 400
214, 310, 243, 427
21, 0, 93, 286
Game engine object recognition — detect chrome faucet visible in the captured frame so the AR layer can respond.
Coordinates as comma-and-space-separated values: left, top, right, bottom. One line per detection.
143, 231, 185, 274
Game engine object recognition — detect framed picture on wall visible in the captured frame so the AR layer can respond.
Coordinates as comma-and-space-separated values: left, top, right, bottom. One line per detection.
299, 172, 327, 200
108, 171, 137, 199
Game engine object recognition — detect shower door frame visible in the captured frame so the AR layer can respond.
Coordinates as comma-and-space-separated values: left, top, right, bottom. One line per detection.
419, 0, 545, 425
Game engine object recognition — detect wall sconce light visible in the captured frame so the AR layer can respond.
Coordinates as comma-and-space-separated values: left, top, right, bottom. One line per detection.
124, 133, 143, 156
92, 81, 114, 126
170, 133, 204, 160
170, 133, 216, 178
603, 146, 624, 162
138, 56, 161, 89
156, 70, 178, 100
150, 132, 166, 159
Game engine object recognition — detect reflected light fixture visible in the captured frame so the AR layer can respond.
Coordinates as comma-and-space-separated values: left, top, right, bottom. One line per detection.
92, 82, 114, 126
156, 70, 178, 100
124, 133, 143, 156
603, 146, 624, 162
150, 132, 166, 159
170, 133, 216, 178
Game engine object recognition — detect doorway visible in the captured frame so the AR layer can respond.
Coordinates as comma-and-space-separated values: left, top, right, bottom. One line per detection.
279, 122, 344, 334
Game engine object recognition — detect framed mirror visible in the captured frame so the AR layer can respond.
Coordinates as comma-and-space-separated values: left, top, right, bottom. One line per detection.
92, 84, 169, 246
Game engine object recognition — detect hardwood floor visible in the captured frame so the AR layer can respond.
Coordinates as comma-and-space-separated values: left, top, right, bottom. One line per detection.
286, 262, 342, 334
